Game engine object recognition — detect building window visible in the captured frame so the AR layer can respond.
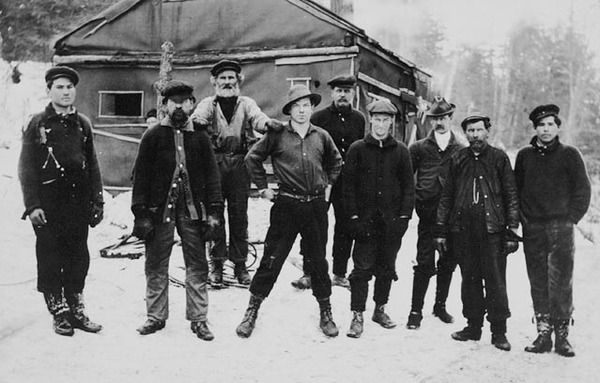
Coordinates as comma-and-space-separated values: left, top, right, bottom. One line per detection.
99, 91, 144, 118
286, 77, 312, 89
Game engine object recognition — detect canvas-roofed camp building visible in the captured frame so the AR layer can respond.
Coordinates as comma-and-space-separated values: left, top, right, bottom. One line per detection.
53, 0, 431, 188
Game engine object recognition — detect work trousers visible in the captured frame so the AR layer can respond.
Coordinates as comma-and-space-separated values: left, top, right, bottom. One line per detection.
348, 220, 402, 312
523, 219, 575, 321
210, 153, 249, 264
250, 196, 331, 300
144, 205, 209, 322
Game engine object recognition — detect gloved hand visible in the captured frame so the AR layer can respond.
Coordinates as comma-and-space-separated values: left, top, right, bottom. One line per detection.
434, 237, 447, 254
89, 202, 104, 228
503, 241, 519, 256
133, 216, 155, 241
265, 118, 285, 132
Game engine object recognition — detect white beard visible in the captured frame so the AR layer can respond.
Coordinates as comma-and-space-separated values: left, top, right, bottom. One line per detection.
215, 84, 240, 98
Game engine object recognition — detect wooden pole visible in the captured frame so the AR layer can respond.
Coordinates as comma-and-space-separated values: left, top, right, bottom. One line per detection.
155, 41, 175, 120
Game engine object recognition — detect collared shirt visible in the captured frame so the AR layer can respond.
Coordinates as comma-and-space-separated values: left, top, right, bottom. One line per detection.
160, 116, 199, 222
245, 122, 343, 195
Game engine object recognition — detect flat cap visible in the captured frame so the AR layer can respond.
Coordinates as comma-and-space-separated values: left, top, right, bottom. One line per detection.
529, 104, 560, 124
367, 99, 398, 115
327, 74, 357, 88
282, 84, 321, 115
45, 66, 79, 86
211, 59, 242, 76
161, 80, 194, 103
461, 115, 490, 130
427, 96, 455, 117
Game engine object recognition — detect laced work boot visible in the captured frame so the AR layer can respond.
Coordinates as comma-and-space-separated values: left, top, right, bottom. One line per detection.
191, 321, 214, 341
208, 260, 224, 286
525, 313, 553, 353
137, 319, 166, 335
406, 311, 423, 330
236, 294, 263, 338
65, 292, 102, 333
451, 324, 482, 341
318, 298, 339, 337
346, 311, 364, 338
372, 304, 396, 329
433, 302, 454, 324
554, 319, 575, 357
291, 275, 311, 290
44, 292, 74, 336
234, 262, 251, 285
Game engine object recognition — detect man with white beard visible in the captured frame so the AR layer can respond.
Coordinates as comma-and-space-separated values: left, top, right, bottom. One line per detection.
192, 60, 283, 286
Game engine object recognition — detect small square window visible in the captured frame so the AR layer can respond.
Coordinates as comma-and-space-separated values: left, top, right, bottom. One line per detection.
287, 77, 312, 89
99, 91, 144, 118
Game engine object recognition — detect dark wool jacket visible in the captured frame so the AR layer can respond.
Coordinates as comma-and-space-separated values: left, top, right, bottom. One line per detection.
131, 121, 223, 222
343, 134, 415, 226
436, 144, 519, 235
409, 129, 463, 203
311, 103, 366, 161
515, 136, 591, 224
18, 103, 103, 221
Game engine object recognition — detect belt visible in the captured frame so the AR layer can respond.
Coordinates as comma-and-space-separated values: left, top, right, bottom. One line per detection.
278, 191, 325, 202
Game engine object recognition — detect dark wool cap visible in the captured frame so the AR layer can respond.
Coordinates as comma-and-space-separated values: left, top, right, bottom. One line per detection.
461, 115, 491, 130
45, 66, 79, 86
529, 104, 560, 125
161, 80, 194, 103
327, 74, 357, 88
210, 59, 242, 76
427, 96, 455, 117
367, 99, 398, 115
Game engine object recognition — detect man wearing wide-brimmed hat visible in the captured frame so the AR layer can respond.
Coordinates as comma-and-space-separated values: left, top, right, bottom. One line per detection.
406, 96, 464, 330
515, 104, 591, 357
291, 74, 366, 291
192, 60, 284, 287
236, 84, 343, 338
19, 66, 104, 337
132, 80, 223, 340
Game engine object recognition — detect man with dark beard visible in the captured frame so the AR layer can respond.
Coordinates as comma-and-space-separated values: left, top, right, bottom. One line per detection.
291, 74, 366, 290
406, 96, 464, 330
192, 60, 283, 286
435, 115, 519, 352
132, 80, 223, 340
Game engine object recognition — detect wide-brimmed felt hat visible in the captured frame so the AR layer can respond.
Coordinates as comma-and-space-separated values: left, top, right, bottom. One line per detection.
427, 96, 455, 117
282, 85, 322, 115
211, 59, 242, 77
367, 99, 398, 116
45, 66, 79, 86
529, 104, 560, 125
461, 115, 491, 130
327, 74, 357, 88
161, 80, 195, 103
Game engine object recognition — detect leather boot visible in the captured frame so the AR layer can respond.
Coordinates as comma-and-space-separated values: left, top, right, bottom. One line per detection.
65, 292, 102, 333
346, 311, 364, 338
137, 319, 166, 335
525, 313, 553, 353
433, 302, 454, 324
318, 298, 339, 337
191, 321, 214, 341
433, 271, 454, 323
452, 320, 482, 341
406, 311, 423, 330
234, 262, 251, 285
554, 319, 575, 357
372, 304, 396, 329
491, 333, 512, 351
407, 273, 429, 329
208, 260, 224, 286
291, 275, 311, 290
236, 294, 263, 338
44, 292, 74, 336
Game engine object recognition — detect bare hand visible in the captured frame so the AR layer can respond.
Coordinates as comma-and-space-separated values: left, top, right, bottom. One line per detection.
266, 119, 285, 132
29, 208, 47, 227
261, 188, 276, 201
434, 237, 447, 254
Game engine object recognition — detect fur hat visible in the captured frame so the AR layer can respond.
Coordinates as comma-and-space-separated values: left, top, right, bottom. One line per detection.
282, 85, 321, 115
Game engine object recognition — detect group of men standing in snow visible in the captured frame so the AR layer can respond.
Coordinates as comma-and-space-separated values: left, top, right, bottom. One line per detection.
19, 62, 591, 358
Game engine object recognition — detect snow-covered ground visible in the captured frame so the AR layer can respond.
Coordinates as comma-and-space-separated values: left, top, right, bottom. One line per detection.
1, 61, 599, 383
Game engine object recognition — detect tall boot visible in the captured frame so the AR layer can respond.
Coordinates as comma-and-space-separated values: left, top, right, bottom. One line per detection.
65, 292, 102, 333
43, 292, 74, 336
524, 313, 553, 353
236, 294, 264, 338
318, 298, 339, 337
433, 271, 454, 323
406, 273, 430, 329
208, 260, 224, 286
372, 304, 396, 329
554, 319, 575, 357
